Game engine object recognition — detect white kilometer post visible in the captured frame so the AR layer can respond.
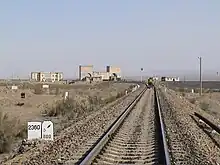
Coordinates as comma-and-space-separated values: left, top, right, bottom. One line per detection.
64, 91, 69, 101
27, 122, 42, 140
42, 121, 54, 140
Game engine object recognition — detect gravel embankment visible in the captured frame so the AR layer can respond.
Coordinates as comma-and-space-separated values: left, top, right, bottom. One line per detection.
159, 86, 220, 164
4, 85, 145, 165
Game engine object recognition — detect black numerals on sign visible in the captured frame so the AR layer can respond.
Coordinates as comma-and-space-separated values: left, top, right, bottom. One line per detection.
28, 125, 40, 130
43, 134, 51, 139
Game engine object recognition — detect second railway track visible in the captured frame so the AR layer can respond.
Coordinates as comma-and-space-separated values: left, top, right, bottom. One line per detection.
76, 87, 170, 165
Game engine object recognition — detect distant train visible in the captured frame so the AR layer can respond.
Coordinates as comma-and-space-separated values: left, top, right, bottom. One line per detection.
146, 77, 154, 88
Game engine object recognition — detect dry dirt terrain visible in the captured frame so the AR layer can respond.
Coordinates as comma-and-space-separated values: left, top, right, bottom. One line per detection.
184, 93, 220, 118
165, 81, 220, 90
0, 81, 136, 163
162, 80, 220, 119
170, 87, 220, 119
0, 87, 60, 122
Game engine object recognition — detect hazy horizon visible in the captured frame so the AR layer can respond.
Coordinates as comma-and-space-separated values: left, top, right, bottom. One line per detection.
1, 1, 220, 79
5, 69, 220, 81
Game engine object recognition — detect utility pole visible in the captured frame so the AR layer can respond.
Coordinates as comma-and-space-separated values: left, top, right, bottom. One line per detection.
141, 68, 143, 82
198, 57, 202, 96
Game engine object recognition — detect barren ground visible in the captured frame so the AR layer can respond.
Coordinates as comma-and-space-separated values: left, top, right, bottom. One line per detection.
0, 87, 61, 122
164, 81, 220, 89
174, 89, 220, 119
0, 82, 133, 122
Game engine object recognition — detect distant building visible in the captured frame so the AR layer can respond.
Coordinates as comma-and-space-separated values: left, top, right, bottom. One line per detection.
152, 76, 159, 81
78, 65, 121, 82
106, 66, 121, 80
161, 76, 179, 81
79, 65, 93, 80
30, 72, 63, 82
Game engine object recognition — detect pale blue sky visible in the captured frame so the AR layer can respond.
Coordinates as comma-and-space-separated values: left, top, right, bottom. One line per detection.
1, 1, 220, 79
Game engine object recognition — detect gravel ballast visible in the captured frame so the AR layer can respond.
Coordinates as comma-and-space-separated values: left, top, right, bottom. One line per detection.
159, 86, 220, 164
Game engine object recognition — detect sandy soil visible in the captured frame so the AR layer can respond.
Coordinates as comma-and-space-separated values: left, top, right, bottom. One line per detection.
0, 82, 133, 123
164, 81, 220, 89
0, 87, 60, 122
184, 92, 220, 118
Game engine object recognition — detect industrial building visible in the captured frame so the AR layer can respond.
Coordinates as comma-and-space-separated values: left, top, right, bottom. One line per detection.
30, 72, 63, 82
79, 65, 93, 80
79, 65, 121, 82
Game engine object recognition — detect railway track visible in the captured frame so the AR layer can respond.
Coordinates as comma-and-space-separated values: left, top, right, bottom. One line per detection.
194, 112, 220, 135
75, 87, 170, 165
193, 112, 220, 149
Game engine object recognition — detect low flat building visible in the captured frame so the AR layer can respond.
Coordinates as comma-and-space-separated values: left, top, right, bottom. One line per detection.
161, 76, 179, 81
30, 72, 63, 82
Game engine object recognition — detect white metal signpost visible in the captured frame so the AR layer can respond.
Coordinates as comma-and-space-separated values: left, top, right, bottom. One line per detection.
27, 122, 42, 140
42, 121, 54, 140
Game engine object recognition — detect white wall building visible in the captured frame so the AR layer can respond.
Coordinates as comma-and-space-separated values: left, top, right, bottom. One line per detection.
30, 72, 63, 82
161, 76, 180, 81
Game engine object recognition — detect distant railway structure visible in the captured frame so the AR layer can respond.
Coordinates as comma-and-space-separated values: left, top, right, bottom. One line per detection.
161, 76, 180, 81
79, 65, 121, 82
30, 72, 63, 82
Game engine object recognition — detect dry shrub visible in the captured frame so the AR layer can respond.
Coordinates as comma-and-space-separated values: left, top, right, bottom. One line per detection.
0, 111, 26, 153
45, 99, 76, 117
88, 96, 101, 105
116, 91, 125, 98
103, 90, 126, 104
188, 98, 196, 104
55, 87, 60, 95
194, 88, 200, 93
45, 90, 127, 119
45, 98, 90, 120
200, 102, 209, 111
0, 112, 13, 153
104, 95, 117, 104
178, 88, 185, 93
48, 87, 60, 95
34, 84, 43, 94
20, 83, 34, 90
88, 96, 102, 111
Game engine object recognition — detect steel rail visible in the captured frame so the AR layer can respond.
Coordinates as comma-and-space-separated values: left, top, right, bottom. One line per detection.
194, 112, 220, 134
155, 87, 171, 165
76, 87, 147, 165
